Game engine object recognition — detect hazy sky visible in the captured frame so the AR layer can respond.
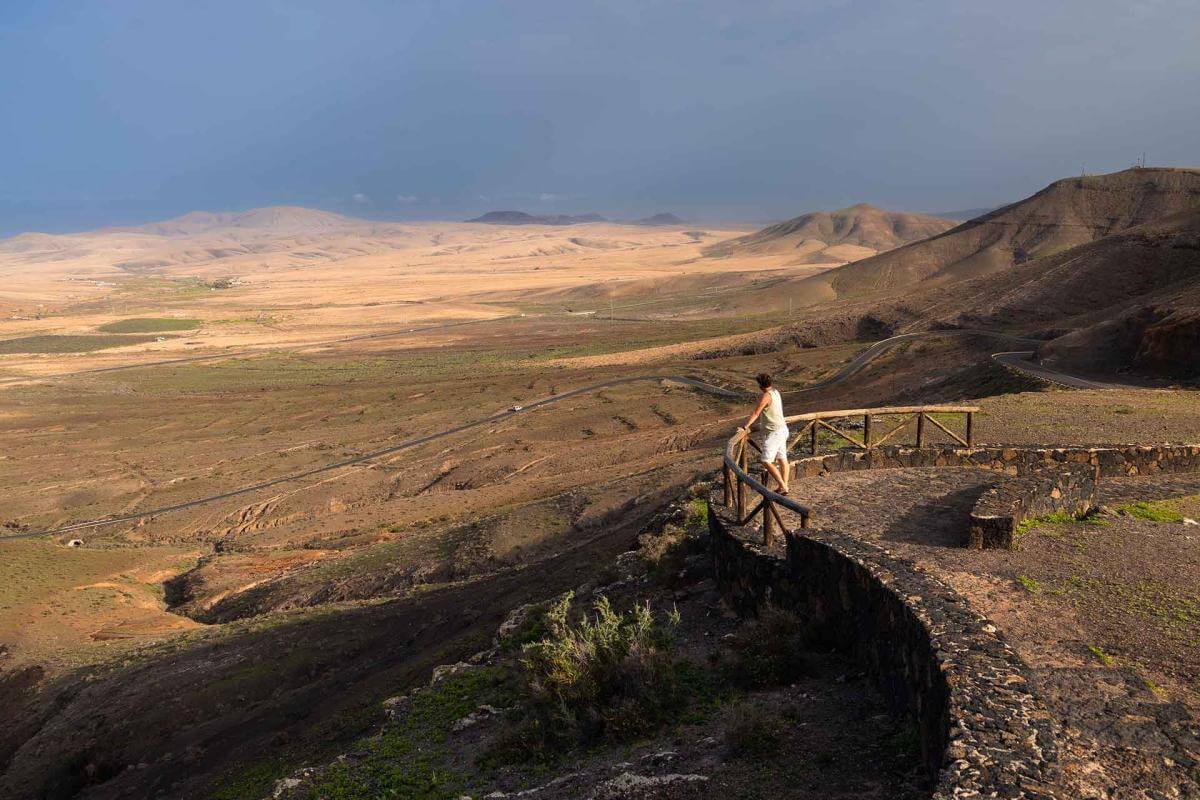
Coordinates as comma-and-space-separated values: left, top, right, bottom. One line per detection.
2, 0, 1198, 234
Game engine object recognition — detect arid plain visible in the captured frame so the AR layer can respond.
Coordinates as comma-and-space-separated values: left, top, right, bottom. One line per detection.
2, 187, 1198, 799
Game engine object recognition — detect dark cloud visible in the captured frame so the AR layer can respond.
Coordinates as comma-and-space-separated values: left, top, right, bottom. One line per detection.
1, 0, 1197, 234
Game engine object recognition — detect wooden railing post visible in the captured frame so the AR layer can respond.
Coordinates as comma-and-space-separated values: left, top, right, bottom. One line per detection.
763, 495, 776, 545
916, 412, 926, 447
966, 411, 974, 447
863, 414, 872, 449
734, 443, 744, 520
723, 464, 733, 507
810, 421, 818, 455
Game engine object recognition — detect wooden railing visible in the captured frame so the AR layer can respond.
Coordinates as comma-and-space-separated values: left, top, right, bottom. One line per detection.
721, 405, 979, 546
786, 405, 979, 454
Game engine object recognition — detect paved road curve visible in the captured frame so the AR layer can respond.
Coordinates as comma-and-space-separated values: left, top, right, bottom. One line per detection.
991, 351, 1115, 390
790, 329, 1045, 394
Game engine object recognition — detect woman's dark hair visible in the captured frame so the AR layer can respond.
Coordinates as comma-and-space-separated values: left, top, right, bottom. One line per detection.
755, 373, 772, 390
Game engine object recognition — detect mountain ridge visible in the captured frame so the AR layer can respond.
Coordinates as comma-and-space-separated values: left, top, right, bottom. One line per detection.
702, 203, 955, 263
796, 168, 1200, 302
466, 211, 607, 226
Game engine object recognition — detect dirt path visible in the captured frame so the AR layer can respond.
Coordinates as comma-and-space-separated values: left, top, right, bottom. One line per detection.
0, 375, 742, 542
1, 328, 1134, 543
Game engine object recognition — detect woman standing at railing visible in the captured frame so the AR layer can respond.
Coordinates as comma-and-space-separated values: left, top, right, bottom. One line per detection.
739, 373, 791, 494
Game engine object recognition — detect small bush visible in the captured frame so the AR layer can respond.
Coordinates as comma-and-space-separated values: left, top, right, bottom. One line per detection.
885, 724, 922, 761
724, 703, 782, 758
724, 607, 811, 688
639, 523, 690, 583
519, 592, 684, 744
498, 604, 550, 653
1016, 575, 1041, 593
684, 498, 708, 533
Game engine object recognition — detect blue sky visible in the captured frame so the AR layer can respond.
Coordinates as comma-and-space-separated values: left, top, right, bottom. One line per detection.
1, 0, 1198, 233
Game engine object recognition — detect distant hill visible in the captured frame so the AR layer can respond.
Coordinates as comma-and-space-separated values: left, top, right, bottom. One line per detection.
633, 213, 686, 226
931, 207, 999, 221
0, 232, 72, 254
466, 211, 607, 226
703, 203, 954, 263
128, 206, 362, 236
793, 168, 1200, 303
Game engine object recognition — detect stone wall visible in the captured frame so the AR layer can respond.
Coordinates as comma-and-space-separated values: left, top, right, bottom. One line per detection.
790, 443, 1200, 480
968, 462, 1098, 549
786, 443, 1199, 548
709, 496, 1062, 799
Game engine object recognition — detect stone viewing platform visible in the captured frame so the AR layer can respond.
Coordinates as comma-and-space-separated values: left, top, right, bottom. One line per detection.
714, 406, 1200, 798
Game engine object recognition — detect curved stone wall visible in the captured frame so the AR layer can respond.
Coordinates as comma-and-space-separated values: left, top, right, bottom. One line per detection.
780, 443, 1200, 548
709, 497, 1063, 798
968, 462, 1098, 549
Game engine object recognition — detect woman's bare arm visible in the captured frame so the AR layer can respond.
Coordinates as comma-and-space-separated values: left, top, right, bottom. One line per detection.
741, 392, 770, 431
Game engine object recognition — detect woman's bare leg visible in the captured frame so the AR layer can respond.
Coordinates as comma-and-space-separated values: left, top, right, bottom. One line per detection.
763, 461, 788, 493
779, 455, 791, 487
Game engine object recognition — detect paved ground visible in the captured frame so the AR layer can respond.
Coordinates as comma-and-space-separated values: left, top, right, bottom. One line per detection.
783, 467, 997, 548
770, 465, 1200, 799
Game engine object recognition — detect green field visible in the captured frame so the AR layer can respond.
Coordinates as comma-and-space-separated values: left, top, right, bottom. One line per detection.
97, 317, 202, 333
0, 334, 168, 354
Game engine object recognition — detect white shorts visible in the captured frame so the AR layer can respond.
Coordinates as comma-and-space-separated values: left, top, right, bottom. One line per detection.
759, 427, 789, 463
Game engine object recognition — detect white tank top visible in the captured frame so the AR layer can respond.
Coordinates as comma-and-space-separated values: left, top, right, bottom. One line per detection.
762, 388, 786, 433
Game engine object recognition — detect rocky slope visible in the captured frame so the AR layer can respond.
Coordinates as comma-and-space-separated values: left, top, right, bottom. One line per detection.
702, 204, 954, 264
792, 168, 1200, 302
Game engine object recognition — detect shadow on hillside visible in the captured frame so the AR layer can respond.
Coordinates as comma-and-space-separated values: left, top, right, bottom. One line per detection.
0, 480, 695, 800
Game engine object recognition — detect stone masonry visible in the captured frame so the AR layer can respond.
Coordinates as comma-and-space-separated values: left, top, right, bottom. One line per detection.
709, 497, 1063, 799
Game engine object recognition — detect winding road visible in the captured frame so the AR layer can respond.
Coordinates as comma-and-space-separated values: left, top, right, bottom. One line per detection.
0, 329, 1109, 541
991, 351, 1114, 390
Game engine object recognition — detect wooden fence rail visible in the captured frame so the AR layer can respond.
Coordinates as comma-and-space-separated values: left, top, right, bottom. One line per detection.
722, 405, 980, 546
784, 405, 978, 454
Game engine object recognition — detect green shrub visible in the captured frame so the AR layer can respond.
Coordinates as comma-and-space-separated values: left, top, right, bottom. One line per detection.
724, 606, 811, 688
885, 724, 922, 761
684, 498, 708, 532
724, 703, 782, 758
638, 523, 690, 583
498, 604, 551, 653
1016, 575, 1041, 593
519, 592, 683, 744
